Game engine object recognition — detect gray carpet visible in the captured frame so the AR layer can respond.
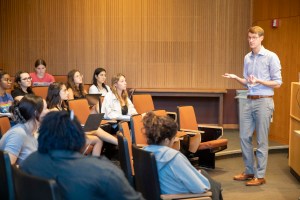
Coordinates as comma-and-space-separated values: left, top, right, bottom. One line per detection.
206, 130, 300, 200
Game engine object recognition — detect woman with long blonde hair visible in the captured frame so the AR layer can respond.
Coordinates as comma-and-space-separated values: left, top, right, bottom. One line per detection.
101, 73, 137, 121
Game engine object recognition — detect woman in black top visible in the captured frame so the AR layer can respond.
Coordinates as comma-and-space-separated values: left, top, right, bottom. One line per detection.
11, 71, 34, 101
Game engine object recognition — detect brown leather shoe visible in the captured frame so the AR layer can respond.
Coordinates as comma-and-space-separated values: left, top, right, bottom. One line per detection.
233, 172, 254, 181
246, 178, 266, 186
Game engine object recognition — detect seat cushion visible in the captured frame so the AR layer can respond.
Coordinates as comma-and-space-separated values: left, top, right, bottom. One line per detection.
198, 138, 228, 150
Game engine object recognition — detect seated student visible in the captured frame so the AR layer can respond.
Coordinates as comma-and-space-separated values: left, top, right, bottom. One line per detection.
0, 94, 49, 165
11, 71, 34, 101
66, 69, 101, 113
20, 111, 144, 200
143, 112, 223, 200
30, 59, 55, 86
66, 69, 87, 100
101, 73, 137, 121
89, 67, 111, 96
46, 82, 104, 156
0, 71, 14, 119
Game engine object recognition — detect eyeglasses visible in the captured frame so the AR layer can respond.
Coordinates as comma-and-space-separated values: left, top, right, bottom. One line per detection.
21, 77, 32, 81
248, 36, 260, 41
2, 78, 12, 83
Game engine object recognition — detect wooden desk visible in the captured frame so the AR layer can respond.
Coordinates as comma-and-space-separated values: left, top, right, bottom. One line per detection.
289, 82, 300, 181
133, 88, 227, 125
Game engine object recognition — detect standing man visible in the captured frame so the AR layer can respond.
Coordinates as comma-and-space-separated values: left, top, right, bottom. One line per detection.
223, 26, 282, 186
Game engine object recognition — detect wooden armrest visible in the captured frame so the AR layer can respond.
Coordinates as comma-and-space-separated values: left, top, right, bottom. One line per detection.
136, 143, 147, 148
198, 124, 223, 129
161, 191, 212, 200
180, 128, 204, 134
176, 131, 187, 138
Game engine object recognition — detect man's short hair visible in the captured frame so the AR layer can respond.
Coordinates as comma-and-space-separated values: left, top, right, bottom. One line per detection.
248, 26, 264, 37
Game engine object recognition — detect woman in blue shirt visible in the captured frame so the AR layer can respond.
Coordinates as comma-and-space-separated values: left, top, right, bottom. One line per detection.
143, 112, 223, 200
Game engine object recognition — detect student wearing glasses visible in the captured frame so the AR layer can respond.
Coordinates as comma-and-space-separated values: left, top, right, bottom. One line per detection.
11, 71, 34, 101
0, 70, 14, 119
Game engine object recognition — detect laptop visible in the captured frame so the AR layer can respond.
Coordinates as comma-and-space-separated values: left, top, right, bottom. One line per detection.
82, 113, 104, 132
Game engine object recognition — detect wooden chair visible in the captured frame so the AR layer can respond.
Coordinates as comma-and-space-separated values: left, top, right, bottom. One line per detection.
68, 99, 90, 125
12, 165, 61, 200
130, 112, 181, 150
0, 116, 11, 136
177, 106, 228, 169
68, 99, 94, 155
132, 94, 177, 121
130, 114, 147, 146
53, 75, 67, 84
132, 145, 212, 200
0, 150, 15, 200
117, 130, 134, 187
32, 86, 49, 99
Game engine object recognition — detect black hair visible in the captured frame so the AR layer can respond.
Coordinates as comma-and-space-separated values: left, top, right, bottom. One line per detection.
38, 111, 86, 153
92, 68, 108, 92
143, 112, 178, 145
46, 82, 68, 110
0, 70, 9, 79
34, 59, 47, 68
11, 94, 44, 123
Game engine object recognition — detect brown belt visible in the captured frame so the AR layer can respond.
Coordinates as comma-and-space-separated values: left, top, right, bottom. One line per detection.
247, 95, 273, 100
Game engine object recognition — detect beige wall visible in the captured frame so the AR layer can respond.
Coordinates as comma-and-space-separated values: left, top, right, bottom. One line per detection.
0, 0, 250, 89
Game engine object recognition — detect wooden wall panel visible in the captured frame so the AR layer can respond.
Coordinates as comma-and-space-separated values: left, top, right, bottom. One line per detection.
252, 0, 300, 144
0, 0, 250, 89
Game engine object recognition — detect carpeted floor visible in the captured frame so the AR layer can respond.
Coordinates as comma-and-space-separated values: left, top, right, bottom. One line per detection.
205, 130, 300, 200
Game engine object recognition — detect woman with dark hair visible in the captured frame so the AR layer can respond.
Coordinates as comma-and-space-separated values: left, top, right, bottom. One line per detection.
66, 69, 86, 100
20, 111, 143, 200
0, 94, 49, 164
143, 112, 223, 200
0, 70, 13, 119
11, 71, 34, 101
30, 59, 55, 86
101, 73, 137, 121
89, 67, 111, 96
46, 82, 117, 155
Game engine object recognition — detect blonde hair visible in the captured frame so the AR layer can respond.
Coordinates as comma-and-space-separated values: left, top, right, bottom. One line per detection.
248, 26, 264, 37
111, 73, 128, 106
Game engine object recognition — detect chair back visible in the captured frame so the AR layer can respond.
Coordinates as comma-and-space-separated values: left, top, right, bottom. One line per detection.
130, 114, 147, 146
177, 106, 198, 130
132, 145, 161, 200
0, 116, 11, 136
32, 86, 49, 99
68, 99, 90, 125
0, 150, 15, 200
53, 75, 67, 83
132, 94, 155, 114
152, 109, 167, 116
117, 132, 134, 187
12, 165, 61, 200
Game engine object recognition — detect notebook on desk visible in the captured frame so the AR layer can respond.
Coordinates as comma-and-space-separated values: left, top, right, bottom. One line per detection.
82, 113, 104, 132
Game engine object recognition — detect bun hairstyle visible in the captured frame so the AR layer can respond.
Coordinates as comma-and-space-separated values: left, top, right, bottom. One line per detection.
11, 94, 44, 123
142, 112, 177, 145
37, 111, 85, 153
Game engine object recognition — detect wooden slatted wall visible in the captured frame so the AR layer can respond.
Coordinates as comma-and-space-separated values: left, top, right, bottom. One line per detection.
0, 0, 250, 89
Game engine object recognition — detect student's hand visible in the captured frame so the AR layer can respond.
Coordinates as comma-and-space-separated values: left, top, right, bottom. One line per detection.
222, 73, 237, 79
